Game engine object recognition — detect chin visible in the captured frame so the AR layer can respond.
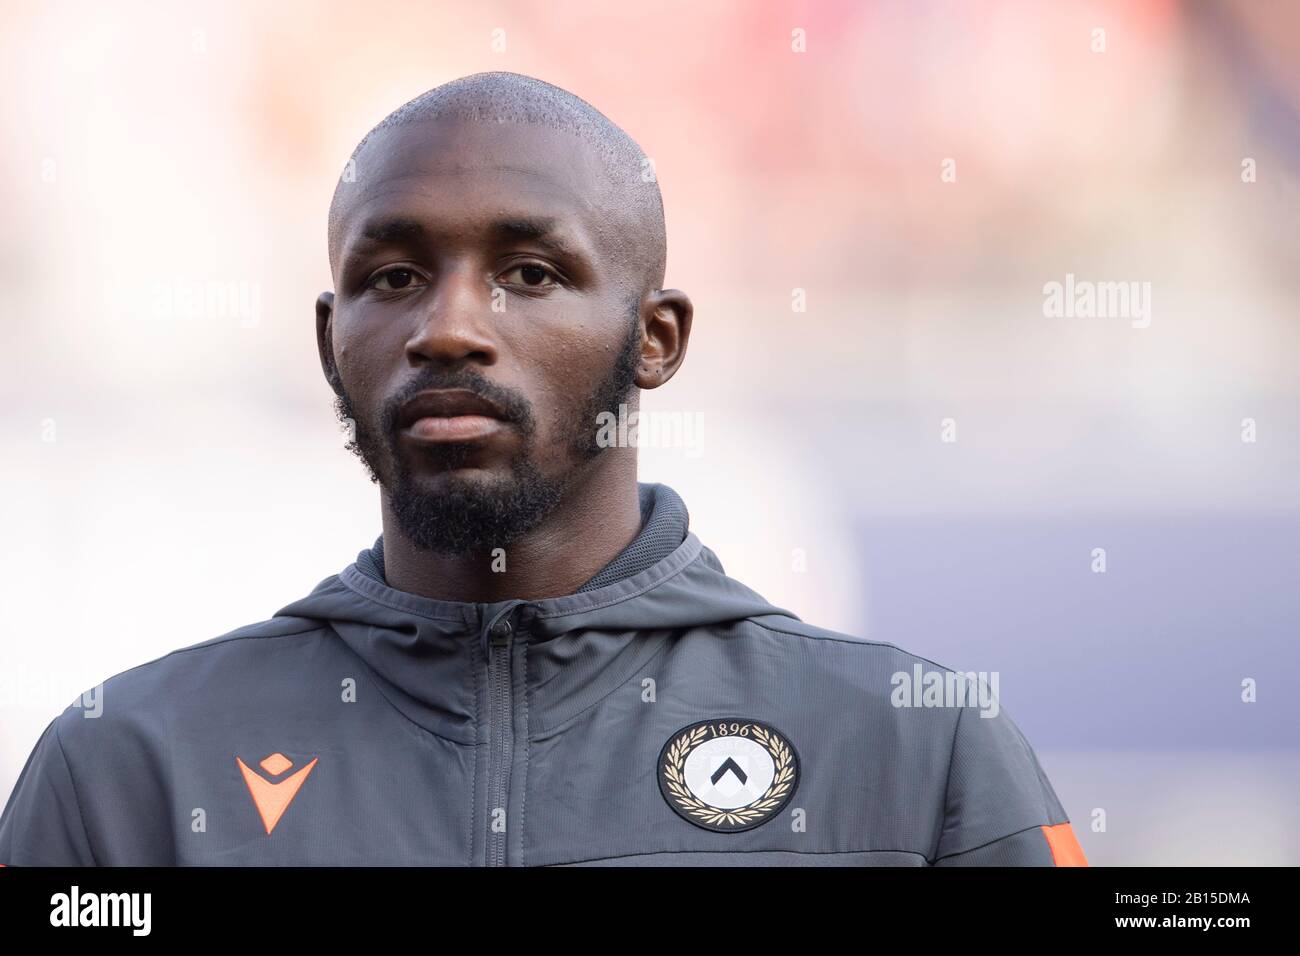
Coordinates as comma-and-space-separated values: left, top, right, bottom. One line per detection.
405, 463, 514, 490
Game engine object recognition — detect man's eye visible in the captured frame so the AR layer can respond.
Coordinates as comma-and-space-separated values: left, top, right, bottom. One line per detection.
499, 263, 558, 288
368, 268, 421, 292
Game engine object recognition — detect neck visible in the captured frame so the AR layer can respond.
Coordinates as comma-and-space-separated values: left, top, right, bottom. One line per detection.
379, 454, 643, 603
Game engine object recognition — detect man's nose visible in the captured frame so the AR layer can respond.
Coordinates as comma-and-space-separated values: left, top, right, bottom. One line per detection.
404, 262, 498, 367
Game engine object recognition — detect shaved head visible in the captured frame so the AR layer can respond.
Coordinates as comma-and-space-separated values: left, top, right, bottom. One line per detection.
316, 70, 693, 568
328, 71, 667, 298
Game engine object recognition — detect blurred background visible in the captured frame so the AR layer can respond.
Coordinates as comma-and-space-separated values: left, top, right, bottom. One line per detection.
1, 0, 1297, 864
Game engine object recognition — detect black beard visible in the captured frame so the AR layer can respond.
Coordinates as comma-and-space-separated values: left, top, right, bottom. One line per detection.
333, 311, 642, 556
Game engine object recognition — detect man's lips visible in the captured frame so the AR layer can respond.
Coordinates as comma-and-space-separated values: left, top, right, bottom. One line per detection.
397, 389, 511, 444
405, 414, 505, 442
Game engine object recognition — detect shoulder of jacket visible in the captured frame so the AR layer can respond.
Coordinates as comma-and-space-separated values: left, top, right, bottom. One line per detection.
740, 612, 961, 674
52, 614, 333, 736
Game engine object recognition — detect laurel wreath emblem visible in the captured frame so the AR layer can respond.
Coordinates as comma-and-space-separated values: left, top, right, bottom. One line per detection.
662, 722, 796, 829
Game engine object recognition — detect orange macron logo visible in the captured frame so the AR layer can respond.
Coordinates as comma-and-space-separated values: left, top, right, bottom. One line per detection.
236, 752, 318, 835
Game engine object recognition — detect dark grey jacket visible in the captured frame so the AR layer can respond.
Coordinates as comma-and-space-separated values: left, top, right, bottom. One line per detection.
0, 486, 1086, 866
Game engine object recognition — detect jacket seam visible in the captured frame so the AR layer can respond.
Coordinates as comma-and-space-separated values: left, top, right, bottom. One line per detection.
338, 572, 466, 622
533, 548, 700, 619
748, 621, 896, 647
749, 621, 986, 680
933, 704, 964, 862
327, 624, 476, 747
931, 822, 1060, 864
74, 625, 326, 688
546, 846, 930, 866
52, 719, 100, 866
526, 632, 675, 739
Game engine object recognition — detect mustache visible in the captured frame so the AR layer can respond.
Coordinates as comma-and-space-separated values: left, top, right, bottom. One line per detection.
379, 367, 536, 436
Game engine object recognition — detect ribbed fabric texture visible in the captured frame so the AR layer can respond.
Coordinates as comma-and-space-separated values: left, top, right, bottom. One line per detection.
576, 483, 688, 592
355, 482, 689, 593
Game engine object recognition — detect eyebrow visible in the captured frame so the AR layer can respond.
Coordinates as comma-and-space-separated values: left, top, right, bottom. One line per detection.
489, 217, 581, 259
355, 215, 586, 262
360, 217, 426, 244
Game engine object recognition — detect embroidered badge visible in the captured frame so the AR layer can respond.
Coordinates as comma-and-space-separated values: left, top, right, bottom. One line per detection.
658, 718, 799, 832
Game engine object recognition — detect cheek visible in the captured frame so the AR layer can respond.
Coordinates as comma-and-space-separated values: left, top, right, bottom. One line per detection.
527, 340, 622, 450
334, 336, 369, 400
334, 315, 399, 401
530, 373, 581, 448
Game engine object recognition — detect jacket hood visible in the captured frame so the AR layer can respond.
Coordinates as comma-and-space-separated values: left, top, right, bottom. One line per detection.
270, 485, 798, 739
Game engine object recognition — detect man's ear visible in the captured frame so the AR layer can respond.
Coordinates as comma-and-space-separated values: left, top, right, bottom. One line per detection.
316, 292, 344, 396
635, 289, 693, 390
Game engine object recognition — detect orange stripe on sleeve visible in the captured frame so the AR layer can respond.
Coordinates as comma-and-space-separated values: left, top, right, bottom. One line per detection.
1041, 822, 1089, 866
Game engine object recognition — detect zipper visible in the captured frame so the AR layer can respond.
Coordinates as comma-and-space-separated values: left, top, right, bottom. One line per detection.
485, 611, 515, 867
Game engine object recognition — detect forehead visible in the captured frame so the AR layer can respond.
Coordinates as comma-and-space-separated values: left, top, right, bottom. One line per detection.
332, 118, 614, 263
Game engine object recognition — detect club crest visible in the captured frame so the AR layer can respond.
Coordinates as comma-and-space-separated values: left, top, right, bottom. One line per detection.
657, 718, 799, 833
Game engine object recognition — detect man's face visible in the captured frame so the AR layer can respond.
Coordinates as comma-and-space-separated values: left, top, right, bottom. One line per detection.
320, 118, 643, 554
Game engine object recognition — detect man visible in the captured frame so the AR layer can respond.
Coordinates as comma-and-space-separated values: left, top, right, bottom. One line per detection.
0, 72, 1086, 866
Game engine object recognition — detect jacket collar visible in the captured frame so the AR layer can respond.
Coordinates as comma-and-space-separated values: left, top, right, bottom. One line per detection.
273, 485, 793, 741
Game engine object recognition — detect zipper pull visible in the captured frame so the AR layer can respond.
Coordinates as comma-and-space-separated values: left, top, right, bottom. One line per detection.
488, 616, 513, 647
